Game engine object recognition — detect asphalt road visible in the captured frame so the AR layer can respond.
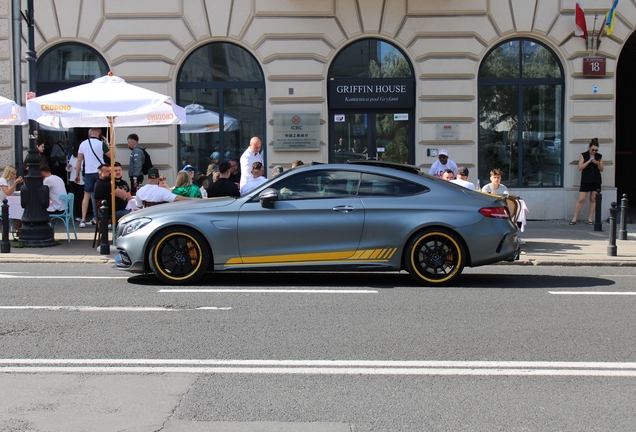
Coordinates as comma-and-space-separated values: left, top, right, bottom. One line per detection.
1, 264, 635, 431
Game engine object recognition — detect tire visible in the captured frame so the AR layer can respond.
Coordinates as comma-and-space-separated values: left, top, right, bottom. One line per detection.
405, 229, 465, 285
148, 227, 210, 284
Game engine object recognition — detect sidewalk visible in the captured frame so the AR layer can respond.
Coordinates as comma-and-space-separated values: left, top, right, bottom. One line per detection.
1, 220, 635, 266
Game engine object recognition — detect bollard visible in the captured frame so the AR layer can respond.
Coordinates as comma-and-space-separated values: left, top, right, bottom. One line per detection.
1, 198, 10, 253
608, 202, 617, 256
594, 189, 603, 231
619, 194, 628, 240
99, 200, 110, 255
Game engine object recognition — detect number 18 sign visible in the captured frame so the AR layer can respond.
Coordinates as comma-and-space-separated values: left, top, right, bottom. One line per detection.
583, 57, 606, 76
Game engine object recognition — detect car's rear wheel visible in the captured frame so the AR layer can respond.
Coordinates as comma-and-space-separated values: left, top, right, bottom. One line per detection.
148, 227, 210, 284
405, 229, 465, 285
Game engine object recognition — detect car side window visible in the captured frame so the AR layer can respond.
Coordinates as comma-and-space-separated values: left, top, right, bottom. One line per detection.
358, 173, 428, 197
276, 170, 361, 200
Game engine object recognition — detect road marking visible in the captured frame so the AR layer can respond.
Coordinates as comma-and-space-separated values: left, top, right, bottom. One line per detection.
159, 289, 378, 294
549, 291, 636, 296
0, 306, 231, 311
0, 274, 128, 279
1, 359, 636, 377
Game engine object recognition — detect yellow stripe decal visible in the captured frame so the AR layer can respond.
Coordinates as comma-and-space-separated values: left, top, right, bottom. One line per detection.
225, 247, 399, 267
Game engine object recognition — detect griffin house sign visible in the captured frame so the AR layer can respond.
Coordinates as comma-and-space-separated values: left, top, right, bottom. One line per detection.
329, 78, 414, 109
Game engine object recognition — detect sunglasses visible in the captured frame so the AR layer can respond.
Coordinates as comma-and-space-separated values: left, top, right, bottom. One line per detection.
159, 177, 166, 181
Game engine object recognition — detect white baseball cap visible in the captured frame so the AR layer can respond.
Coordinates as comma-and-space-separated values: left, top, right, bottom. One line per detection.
439, 149, 448, 156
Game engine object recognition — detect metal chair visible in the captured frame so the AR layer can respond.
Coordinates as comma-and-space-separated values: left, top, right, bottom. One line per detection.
49, 193, 78, 242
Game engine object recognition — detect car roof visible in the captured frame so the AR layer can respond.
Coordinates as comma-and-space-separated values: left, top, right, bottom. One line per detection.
346, 159, 422, 175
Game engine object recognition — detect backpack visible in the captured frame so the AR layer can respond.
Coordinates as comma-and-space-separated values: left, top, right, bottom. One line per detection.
140, 147, 153, 175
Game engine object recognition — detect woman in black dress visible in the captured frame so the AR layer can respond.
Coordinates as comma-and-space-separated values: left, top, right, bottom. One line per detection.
570, 138, 604, 225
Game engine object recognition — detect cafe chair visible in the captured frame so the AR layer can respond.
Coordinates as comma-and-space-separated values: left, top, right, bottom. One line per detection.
49, 193, 78, 242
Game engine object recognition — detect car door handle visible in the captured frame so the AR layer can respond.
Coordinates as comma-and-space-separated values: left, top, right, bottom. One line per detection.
332, 205, 354, 213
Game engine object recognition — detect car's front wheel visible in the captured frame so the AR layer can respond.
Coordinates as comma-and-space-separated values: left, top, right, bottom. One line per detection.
405, 229, 465, 285
148, 227, 210, 284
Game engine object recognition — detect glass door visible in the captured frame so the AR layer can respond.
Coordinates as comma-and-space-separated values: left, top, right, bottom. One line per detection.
331, 112, 411, 164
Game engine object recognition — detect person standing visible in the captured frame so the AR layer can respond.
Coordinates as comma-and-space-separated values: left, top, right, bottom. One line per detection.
49, 140, 68, 185
570, 138, 604, 225
239, 137, 263, 190
428, 149, 458, 178
206, 161, 240, 198
75, 128, 111, 228
127, 133, 144, 195
66, 142, 84, 221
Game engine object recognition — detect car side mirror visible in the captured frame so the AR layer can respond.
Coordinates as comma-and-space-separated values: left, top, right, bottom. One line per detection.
259, 188, 279, 208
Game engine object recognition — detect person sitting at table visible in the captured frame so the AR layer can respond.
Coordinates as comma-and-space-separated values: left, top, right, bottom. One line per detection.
1, 165, 24, 236
40, 164, 66, 214
135, 167, 191, 208
0, 165, 23, 201
94, 163, 132, 222
172, 170, 202, 198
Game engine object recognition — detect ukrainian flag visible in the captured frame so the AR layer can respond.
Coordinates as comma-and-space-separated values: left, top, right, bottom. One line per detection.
606, 0, 619, 36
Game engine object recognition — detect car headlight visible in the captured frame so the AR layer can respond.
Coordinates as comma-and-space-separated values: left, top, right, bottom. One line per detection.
119, 217, 152, 238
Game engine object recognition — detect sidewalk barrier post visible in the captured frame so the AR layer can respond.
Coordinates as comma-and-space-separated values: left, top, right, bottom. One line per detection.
594, 188, 603, 232
99, 200, 110, 255
1, 198, 10, 253
608, 202, 617, 256
619, 194, 628, 241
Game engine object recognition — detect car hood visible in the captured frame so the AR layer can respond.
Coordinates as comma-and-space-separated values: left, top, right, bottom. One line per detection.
121, 197, 238, 222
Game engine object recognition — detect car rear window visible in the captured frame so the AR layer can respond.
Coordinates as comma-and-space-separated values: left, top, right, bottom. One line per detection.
358, 173, 428, 197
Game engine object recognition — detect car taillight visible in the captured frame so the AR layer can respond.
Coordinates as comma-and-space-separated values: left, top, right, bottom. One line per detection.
479, 206, 510, 219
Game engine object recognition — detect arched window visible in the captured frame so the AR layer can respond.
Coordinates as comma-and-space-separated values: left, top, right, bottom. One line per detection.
478, 39, 564, 188
177, 43, 265, 174
37, 43, 109, 96
328, 39, 415, 164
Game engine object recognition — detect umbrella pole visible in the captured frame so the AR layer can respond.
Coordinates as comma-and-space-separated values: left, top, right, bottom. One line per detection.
109, 117, 116, 241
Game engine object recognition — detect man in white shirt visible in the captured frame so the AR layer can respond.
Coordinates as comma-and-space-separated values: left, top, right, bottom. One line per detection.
135, 167, 191, 207
74, 128, 111, 227
450, 166, 476, 190
241, 162, 267, 195
428, 149, 458, 178
239, 136, 263, 190
40, 164, 67, 213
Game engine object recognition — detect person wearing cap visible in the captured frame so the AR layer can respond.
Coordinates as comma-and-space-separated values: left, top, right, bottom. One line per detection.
183, 164, 196, 180
272, 165, 284, 178
239, 137, 263, 190
450, 166, 476, 190
135, 167, 192, 208
428, 149, 458, 178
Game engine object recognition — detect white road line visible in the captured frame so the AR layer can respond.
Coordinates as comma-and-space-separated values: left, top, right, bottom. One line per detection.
2, 359, 636, 377
159, 289, 378, 294
0, 274, 128, 279
549, 291, 636, 296
0, 306, 231, 311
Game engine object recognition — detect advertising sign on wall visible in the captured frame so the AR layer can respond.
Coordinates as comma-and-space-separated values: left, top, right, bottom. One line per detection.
273, 111, 321, 150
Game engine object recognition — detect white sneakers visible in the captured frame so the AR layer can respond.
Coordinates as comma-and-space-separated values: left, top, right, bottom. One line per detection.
79, 220, 86, 228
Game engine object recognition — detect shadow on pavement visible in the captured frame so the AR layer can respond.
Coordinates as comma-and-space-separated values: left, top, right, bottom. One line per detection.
126, 271, 614, 289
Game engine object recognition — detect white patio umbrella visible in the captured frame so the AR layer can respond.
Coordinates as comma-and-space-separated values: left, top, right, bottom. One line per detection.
27, 73, 186, 230
180, 103, 239, 133
0, 95, 28, 125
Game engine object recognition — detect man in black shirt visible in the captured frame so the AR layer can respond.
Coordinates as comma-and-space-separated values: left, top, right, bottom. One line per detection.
206, 161, 240, 198
94, 164, 132, 222
227, 158, 240, 185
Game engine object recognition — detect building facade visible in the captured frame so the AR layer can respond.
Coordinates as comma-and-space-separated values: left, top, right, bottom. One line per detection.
1, 0, 634, 219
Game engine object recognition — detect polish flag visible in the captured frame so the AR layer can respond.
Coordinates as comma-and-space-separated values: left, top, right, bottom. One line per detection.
575, 0, 588, 39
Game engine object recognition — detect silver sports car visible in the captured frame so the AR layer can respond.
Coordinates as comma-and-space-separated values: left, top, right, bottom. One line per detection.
114, 161, 519, 285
